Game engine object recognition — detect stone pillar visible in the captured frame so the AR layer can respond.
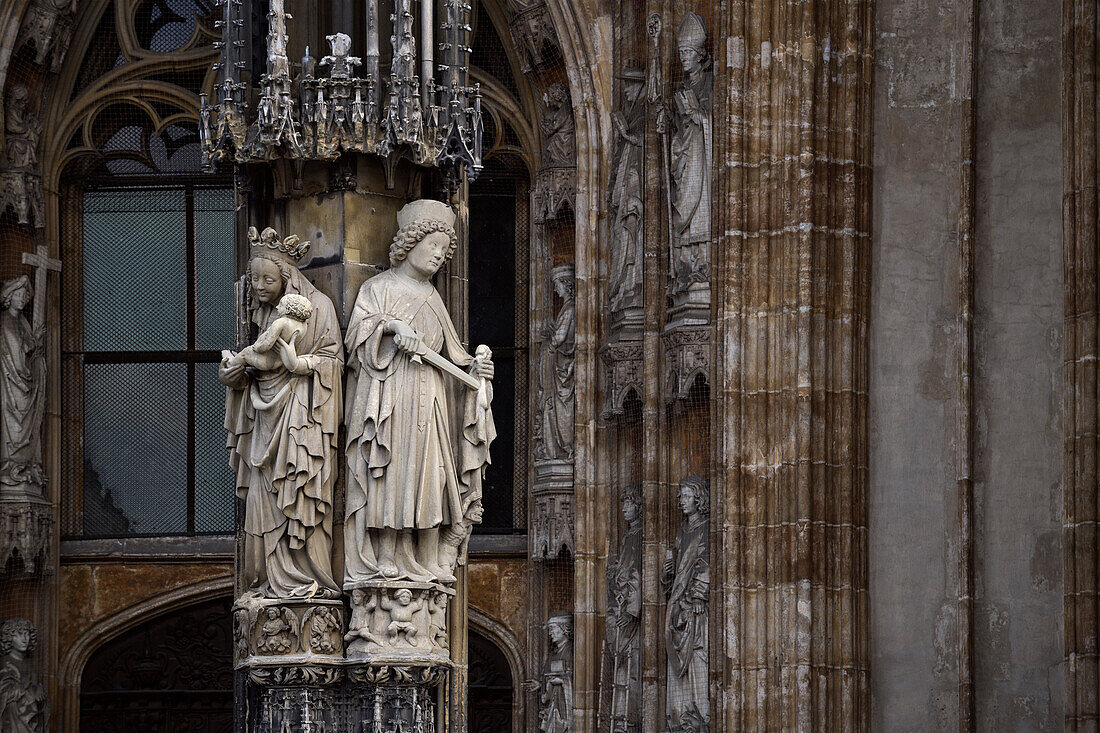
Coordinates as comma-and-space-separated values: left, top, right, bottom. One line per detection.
1063, 1, 1100, 726
711, 0, 873, 729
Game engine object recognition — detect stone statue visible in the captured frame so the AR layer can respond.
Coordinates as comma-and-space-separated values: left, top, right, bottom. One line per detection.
0, 276, 46, 498
221, 226, 343, 600
525, 613, 574, 733
661, 12, 712, 311
344, 199, 495, 584
662, 475, 710, 731
254, 606, 297, 654
607, 69, 646, 327
0, 618, 47, 733
321, 32, 362, 79
1, 84, 45, 227
534, 264, 575, 461
606, 484, 642, 732
540, 82, 575, 168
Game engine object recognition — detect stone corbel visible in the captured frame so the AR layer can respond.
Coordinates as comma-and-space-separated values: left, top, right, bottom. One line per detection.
533, 166, 576, 224
0, 500, 52, 574
530, 475, 573, 560
662, 326, 710, 403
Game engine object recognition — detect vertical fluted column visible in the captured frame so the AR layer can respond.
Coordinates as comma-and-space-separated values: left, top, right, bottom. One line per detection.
1063, 0, 1099, 728
712, 0, 873, 729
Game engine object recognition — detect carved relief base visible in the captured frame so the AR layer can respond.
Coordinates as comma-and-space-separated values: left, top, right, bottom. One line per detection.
233, 595, 346, 669
344, 581, 455, 663
662, 326, 711, 402
244, 663, 447, 732
0, 498, 51, 574
531, 459, 574, 559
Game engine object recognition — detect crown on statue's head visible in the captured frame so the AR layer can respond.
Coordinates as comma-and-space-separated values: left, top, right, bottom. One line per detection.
247, 226, 311, 263
397, 199, 456, 230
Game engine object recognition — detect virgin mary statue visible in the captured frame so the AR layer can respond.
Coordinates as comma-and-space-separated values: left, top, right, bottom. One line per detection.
220, 227, 342, 599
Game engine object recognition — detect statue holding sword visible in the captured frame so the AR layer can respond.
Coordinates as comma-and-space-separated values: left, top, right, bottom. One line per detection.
343, 199, 495, 585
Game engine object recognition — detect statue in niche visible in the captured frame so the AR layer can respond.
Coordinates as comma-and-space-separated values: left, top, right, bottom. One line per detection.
660, 12, 712, 296
220, 226, 342, 600
0, 276, 46, 497
540, 82, 575, 168
4, 86, 41, 172
0, 618, 47, 732
662, 475, 710, 732
534, 264, 575, 462
607, 68, 646, 323
524, 613, 574, 733
606, 484, 642, 732
344, 199, 495, 584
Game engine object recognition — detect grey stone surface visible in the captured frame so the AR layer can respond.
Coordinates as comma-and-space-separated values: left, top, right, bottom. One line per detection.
870, 0, 1063, 729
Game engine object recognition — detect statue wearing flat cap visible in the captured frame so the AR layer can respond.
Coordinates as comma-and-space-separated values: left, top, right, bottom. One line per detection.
344, 199, 495, 585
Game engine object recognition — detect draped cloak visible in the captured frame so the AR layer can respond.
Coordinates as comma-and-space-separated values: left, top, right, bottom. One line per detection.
0, 654, 47, 733
343, 270, 495, 582
0, 308, 44, 486
607, 104, 645, 315
224, 267, 342, 598
607, 519, 642, 726
664, 513, 709, 728
670, 65, 713, 248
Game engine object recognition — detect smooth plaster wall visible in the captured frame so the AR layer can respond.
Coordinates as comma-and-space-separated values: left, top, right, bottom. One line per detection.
870, 0, 1063, 729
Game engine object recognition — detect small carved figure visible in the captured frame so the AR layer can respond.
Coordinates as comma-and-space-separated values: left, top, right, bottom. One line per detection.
344, 200, 494, 585
321, 32, 362, 79
524, 613, 573, 733
534, 264, 575, 461
224, 292, 311, 371
662, 476, 710, 732
539, 82, 575, 168
0, 618, 48, 732
436, 501, 483, 583
0, 276, 46, 497
606, 484, 642, 732
428, 590, 449, 651
607, 68, 646, 323
255, 607, 295, 654
232, 609, 251, 662
380, 588, 424, 645
344, 588, 384, 650
307, 607, 341, 654
4, 86, 41, 172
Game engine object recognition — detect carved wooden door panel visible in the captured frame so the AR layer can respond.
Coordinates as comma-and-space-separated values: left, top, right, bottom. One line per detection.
80, 597, 234, 732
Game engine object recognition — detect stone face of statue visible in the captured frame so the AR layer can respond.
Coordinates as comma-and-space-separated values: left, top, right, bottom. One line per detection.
548, 620, 568, 647
250, 257, 284, 305
6, 286, 29, 314
10, 630, 29, 655
678, 484, 697, 516
401, 232, 449, 280
679, 46, 703, 75
622, 497, 638, 523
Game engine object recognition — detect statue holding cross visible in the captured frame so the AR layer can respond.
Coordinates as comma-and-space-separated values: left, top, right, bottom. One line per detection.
0, 245, 59, 500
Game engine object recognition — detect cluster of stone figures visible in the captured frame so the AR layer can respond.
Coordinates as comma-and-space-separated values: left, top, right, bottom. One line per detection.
224, 199, 496, 667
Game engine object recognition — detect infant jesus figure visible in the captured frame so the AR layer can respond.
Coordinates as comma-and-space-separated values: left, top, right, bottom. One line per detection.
222, 293, 313, 371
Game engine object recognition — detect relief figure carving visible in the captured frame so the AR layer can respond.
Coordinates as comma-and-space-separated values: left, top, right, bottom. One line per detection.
0, 618, 47, 733
662, 476, 710, 732
220, 227, 342, 600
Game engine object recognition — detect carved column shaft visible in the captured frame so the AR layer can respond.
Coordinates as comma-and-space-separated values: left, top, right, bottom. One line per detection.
713, 0, 872, 729
1063, 0, 1100, 726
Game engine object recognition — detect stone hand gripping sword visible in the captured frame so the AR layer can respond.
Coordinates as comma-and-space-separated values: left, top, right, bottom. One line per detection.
409, 336, 485, 392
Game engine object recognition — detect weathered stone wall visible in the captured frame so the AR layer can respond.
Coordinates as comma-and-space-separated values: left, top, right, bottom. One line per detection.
870, 0, 1064, 729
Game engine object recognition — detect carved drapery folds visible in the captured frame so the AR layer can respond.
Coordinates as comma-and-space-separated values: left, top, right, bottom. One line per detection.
601, 485, 642, 733
533, 82, 577, 224
528, 612, 573, 733
607, 68, 646, 339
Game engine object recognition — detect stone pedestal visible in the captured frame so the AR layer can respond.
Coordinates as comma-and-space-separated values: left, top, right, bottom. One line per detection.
345, 581, 455, 663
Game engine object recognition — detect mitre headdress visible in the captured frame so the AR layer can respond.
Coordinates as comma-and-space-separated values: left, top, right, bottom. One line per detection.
248, 225, 311, 263
678, 12, 707, 53
397, 199, 456, 230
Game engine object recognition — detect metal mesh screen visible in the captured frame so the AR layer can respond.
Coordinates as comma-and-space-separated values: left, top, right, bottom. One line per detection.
65, 183, 235, 538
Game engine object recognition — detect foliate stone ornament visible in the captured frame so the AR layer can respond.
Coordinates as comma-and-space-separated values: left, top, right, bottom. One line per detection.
533, 83, 576, 223
662, 326, 710, 403
221, 226, 343, 600
0, 618, 48, 732
607, 68, 647, 336
659, 12, 713, 329
604, 485, 642, 732
0, 86, 45, 228
524, 613, 573, 733
663, 476, 710, 732
507, 0, 558, 74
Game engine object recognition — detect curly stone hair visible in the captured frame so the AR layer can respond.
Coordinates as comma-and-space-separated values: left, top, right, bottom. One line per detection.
0, 617, 37, 655
388, 219, 458, 268
621, 483, 642, 507
678, 475, 710, 517
277, 292, 313, 322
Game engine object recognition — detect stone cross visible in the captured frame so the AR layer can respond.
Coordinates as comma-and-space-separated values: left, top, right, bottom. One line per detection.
22, 244, 60, 332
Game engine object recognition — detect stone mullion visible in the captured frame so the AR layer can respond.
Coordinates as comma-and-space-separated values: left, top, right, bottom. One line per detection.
1064, 0, 1100, 727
